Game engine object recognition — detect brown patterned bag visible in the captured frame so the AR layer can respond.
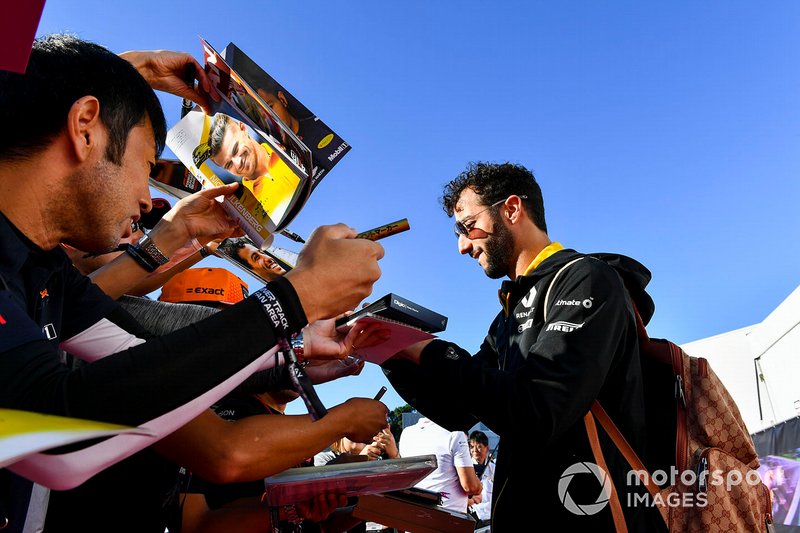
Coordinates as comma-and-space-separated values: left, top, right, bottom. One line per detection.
546, 257, 775, 532
586, 309, 775, 532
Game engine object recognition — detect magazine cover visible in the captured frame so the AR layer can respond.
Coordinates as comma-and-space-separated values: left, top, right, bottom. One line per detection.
167, 109, 305, 247
200, 38, 313, 181
223, 43, 351, 191
166, 38, 315, 248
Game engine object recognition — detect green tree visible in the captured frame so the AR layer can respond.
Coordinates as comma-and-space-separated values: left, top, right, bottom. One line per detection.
387, 403, 414, 443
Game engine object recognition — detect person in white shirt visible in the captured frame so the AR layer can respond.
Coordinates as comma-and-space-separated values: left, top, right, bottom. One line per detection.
398, 417, 482, 513
467, 430, 495, 529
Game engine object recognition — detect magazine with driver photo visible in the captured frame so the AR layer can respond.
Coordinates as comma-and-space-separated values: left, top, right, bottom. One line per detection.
166, 38, 313, 249
222, 42, 351, 191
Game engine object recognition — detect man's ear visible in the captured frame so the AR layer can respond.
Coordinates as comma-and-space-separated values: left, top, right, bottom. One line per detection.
506, 195, 525, 224
66, 96, 103, 163
277, 90, 289, 108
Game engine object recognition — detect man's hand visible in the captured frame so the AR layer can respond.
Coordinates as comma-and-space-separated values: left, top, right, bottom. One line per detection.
330, 398, 388, 444
470, 494, 484, 505
303, 319, 390, 361
372, 426, 398, 459
303, 358, 365, 385
148, 184, 242, 257
285, 224, 384, 323
120, 50, 218, 112
359, 442, 384, 461
296, 493, 348, 523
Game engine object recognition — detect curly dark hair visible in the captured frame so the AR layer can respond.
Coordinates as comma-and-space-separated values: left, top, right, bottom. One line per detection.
441, 162, 547, 233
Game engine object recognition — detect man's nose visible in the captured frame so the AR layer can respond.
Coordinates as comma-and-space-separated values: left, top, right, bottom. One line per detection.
457, 234, 473, 255
139, 191, 153, 215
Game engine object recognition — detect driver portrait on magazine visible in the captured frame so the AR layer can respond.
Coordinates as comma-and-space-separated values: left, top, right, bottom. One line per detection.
218, 237, 287, 282
207, 113, 300, 221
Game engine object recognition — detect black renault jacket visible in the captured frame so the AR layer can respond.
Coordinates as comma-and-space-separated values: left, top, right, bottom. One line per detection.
383, 248, 666, 532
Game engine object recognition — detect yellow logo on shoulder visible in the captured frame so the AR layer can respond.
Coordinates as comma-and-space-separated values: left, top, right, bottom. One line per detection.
318, 134, 334, 149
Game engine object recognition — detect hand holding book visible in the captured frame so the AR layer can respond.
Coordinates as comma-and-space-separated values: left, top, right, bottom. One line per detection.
304, 318, 391, 360
335, 294, 448, 364
121, 49, 213, 112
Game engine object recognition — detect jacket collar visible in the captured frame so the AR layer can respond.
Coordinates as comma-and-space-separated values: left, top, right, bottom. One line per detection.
0, 211, 63, 282
498, 242, 565, 315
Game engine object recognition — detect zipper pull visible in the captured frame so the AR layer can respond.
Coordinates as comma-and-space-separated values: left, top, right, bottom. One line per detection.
696, 455, 708, 493
675, 374, 687, 408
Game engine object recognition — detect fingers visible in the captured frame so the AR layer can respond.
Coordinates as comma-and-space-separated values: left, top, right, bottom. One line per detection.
346, 322, 392, 354
190, 56, 212, 96
301, 492, 342, 522
285, 224, 385, 322
306, 223, 357, 241
350, 359, 366, 376
340, 398, 390, 442
198, 182, 238, 199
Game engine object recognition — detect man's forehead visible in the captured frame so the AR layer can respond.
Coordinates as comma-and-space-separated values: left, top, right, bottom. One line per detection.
454, 188, 482, 215
221, 125, 239, 149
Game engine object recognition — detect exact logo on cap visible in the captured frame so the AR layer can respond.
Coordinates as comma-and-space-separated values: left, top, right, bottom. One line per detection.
159, 268, 249, 306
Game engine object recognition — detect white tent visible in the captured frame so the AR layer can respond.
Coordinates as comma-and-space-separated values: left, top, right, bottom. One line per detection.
682, 285, 800, 434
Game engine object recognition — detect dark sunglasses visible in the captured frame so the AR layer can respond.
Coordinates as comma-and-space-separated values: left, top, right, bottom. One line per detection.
453, 195, 527, 239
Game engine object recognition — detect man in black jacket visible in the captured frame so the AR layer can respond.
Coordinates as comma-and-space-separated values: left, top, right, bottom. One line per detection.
382, 162, 665, 531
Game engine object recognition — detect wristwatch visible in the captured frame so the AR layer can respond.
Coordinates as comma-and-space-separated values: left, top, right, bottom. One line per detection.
136, 234, 169, 267
125, 234, 169, 272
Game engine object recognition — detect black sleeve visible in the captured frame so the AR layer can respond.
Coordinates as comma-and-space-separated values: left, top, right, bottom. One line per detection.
227, 364, 293, 398
384, 259, 633, 449
0, 277, 307, 426
417, 259, 632, 449
382, 339, 481, 433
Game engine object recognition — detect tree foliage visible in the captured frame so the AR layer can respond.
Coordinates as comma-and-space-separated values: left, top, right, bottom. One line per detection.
387, 403, 414, 443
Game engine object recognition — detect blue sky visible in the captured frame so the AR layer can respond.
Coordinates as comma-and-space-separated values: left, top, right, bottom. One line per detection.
37, 1, 800, 414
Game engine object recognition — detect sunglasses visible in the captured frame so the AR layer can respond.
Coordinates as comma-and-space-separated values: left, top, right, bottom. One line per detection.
453, 195, 527, 239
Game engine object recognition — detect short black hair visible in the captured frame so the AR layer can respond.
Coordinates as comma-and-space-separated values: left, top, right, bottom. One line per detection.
441, 162, 547, 233
469, 430, 489, 446
0, 33, 166, 164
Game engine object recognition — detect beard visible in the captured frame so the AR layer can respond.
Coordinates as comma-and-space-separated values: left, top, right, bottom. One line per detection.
482, 215, 514, 279
63, 158, 126, 255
